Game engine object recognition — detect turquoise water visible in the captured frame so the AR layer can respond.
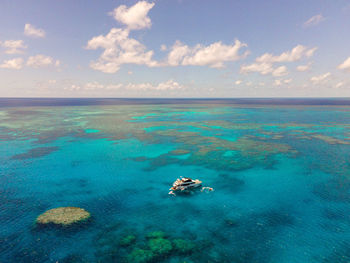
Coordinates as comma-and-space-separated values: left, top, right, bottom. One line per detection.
1, 102, 350, 262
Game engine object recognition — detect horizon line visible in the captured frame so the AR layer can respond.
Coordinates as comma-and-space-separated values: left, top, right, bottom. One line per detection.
1, 97, 350, 99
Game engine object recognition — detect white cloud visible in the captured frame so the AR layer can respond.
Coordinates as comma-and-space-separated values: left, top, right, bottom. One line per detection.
235, 80, 242, 85
297, 63, 311, 72
65, 80, 184, 92
310, 72, 331, 84
65, 84, 81, 91
338, 57, 350, 72
167, 39, 248, 68
156, 80, 184, 90
27, 55, 59, 68
274, 79, 282, 86
1, 40, 27, 54
86, 28, 158, 73
166, 41, 190, 66
110, 1, 155, 30
335, 82, 344, 88
240, 63, 288, 76
184, 40, 248, 68
240, 62, 274, 75
241, 45, 315, 77
125, 79, 184, 90
0, 58, 24, 69
274, 78, 292, 87
87, 1, 248, 73
24, 24, 45, 38
84, 81, 105, 90
272, 66, 288, 77
256, 45, 317, 64
303, 14, 325, 27
80, 81, 126, 91
87, 29, 248, 72
105, 84, 124, 90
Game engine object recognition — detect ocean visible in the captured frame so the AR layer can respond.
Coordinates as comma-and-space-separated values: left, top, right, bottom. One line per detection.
1, 98, 350, 263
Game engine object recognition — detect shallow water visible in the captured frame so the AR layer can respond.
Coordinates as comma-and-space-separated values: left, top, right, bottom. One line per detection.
1, 101, 350, 262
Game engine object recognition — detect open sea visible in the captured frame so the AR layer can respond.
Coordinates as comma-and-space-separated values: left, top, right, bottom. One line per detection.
1, 98, 350, 263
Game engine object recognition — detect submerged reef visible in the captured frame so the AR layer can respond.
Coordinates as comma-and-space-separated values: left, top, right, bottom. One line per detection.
94, 226, 202, 263
119, 235, 137, 247
311, 134, 350, 145
124, 231, 173, 262
146, 231, 166, 239
36, 207, 90, 226
126, 248, 154, 263
172, 239, 196, 254
4, 105, 349, 175
10, 146, 59, 160
148, 237, 173, 255
124, 234, 191, 262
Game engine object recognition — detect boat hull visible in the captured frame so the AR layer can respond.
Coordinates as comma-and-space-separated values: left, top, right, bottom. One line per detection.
170, 182, 202, 191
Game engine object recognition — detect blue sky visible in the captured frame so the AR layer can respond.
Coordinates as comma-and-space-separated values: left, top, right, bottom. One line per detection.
0, 0, 350, 97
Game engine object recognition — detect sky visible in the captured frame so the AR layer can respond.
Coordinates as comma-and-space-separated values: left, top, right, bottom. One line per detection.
0, 0, 350, 98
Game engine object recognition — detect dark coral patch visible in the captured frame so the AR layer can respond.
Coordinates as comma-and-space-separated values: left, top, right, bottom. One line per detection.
321, 242, 350, 263
10, 146, 59, 160
313, 179, 350, 203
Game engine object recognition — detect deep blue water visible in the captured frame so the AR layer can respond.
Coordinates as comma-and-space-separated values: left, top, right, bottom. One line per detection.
1, 99, 350, 263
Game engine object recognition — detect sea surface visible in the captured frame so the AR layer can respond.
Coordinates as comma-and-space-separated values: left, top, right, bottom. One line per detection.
1, 98, 350, 263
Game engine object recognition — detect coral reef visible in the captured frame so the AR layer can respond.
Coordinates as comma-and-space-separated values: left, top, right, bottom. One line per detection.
92, 229, 199, 263
126, 248, 154, 263
36, 207, 90, 226
311, 134, 350, 145
146, 231, 166, 239
172, 239, 196, 254
119, 235, 136, 247
148, 237, 173, 255
11, 146, 59, 160
170, 149, 191, 155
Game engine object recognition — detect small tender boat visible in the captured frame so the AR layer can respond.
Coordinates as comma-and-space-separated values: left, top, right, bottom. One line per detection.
169, 177, 202, 195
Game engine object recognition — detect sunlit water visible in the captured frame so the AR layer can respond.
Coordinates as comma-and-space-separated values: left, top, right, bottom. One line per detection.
1, 99, 350, 263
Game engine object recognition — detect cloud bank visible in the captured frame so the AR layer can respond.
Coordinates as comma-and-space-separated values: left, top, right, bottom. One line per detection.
86, 1, 249, 73
241, 45, 316, 77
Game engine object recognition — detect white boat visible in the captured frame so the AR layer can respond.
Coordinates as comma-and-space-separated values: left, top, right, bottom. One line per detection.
169, 177, 202, 193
